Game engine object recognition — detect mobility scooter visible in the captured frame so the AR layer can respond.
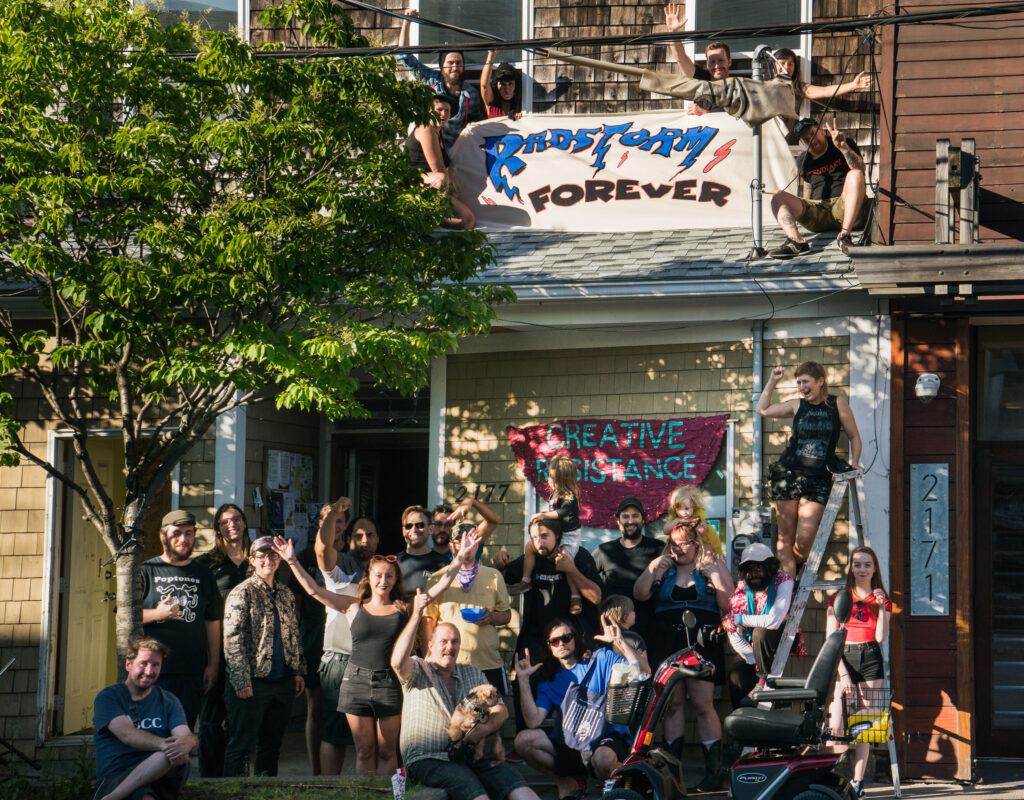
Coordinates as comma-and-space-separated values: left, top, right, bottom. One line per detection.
602, 591, 856, 800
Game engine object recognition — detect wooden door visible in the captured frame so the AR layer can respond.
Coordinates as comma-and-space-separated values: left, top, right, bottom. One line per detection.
974, 448, 1024, 757
60, 439, 124, 734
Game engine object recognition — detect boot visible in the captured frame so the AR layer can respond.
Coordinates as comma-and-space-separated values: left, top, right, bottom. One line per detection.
660, 738, 686, 800
693, 740, 725, 793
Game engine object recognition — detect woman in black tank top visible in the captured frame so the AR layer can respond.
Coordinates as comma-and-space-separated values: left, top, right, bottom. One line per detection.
275, 528, 482, 776
756, 361, 863, 578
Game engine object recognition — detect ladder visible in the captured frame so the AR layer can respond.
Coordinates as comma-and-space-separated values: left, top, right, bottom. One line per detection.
761, 469, 902, 798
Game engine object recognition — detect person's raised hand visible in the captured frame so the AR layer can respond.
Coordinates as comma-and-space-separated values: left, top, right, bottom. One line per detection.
516, 648, 541, 678
458, 528, 482, 561
272, 536, 295, 564
405, 7, 419, 17
664, 3, 686, 32
826, 116, 848, 150
332, 495, 352, 515
770, 365, 786, 382
412, 588, 431, 616
873, 588, 887, 605
594, 612, 622, 645
852, 71, 871, 91
650, 554, 673, 575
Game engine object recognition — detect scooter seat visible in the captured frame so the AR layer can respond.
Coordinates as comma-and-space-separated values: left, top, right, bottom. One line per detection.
723, 707, 816, 747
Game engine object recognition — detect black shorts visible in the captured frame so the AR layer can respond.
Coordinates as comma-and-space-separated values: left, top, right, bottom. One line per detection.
651, 612, 723, 684
593, 733, 632, 775
338, 664, 403, 718
546, 733, 589, 779
94, 764, 188, 800
842, 641, 884, 683
319, 653, 354, 745
768, 462, 832, 506
407, 757, 527, 800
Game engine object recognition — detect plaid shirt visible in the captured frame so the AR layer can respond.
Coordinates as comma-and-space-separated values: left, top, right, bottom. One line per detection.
223, 575, 306, 691
398, 657, 491, 766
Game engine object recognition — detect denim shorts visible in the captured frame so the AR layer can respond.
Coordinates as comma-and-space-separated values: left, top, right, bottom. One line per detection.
842, 641, 884, 683
337, 664, 403, 718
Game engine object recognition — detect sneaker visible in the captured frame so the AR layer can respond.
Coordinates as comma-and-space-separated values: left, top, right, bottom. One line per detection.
836, 233, 854, 254
505, 748, 525, 764
848, 779, 865, 800
768, 238, 811, 259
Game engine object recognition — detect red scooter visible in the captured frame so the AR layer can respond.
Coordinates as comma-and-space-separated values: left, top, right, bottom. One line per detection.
603, 592, 856, 800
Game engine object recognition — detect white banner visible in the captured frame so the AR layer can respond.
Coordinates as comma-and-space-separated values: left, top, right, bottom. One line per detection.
449, 110, 797, 232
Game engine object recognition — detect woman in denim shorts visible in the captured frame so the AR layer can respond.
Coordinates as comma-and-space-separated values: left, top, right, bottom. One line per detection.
757, 361, 863, 577
275, 529, 481, 775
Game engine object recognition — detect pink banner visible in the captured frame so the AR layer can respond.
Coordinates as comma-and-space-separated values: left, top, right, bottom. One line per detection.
507, 415, 728, 529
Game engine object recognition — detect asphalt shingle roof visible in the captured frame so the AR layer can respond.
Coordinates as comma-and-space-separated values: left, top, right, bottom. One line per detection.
477, 228, 854, 286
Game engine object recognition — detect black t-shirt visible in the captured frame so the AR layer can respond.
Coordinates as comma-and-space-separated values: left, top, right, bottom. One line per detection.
397, 550, 450, 594
799, 139, 860, 202
505, 548, 604, 644
592, 535, 664, 639
194, 551, 249, 600
140, 558, 223, 675
693, 64, 712, 81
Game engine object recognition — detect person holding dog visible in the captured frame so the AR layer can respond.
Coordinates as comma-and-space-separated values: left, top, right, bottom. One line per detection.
392, 590, 540, 800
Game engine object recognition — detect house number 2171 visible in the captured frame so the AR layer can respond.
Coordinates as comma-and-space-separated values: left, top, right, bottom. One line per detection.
910, 463, 949, 616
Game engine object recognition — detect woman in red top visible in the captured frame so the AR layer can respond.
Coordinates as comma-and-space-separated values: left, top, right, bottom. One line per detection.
827, 546, 891, 799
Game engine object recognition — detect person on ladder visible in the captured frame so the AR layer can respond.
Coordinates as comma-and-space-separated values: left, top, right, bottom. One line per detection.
757, 361, 863, 577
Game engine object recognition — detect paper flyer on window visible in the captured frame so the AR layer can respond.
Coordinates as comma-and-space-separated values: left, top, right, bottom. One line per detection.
449, 110, 797, 232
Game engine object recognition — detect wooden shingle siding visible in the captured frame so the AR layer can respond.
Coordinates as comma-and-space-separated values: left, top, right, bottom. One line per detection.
877, 1, 1024, 244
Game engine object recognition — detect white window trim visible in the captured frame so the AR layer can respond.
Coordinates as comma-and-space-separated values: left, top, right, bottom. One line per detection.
684, 0, 812, 65
130, 0, 250, 40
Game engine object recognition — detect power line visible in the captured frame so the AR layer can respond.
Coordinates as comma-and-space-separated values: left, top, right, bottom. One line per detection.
183, 0, 1024, 60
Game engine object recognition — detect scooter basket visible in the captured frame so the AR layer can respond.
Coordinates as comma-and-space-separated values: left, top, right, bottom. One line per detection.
605, 679, 651, 728
843, 686, 892, 743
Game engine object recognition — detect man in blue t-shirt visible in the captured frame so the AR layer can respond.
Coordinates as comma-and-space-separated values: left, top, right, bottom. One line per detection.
93, 638, 196, 800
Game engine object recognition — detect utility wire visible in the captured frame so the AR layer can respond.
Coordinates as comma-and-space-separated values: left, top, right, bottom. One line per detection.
174, 0, 1024, 60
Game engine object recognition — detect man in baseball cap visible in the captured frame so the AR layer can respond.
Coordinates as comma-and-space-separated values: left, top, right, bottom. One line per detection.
591, 497, 664, 640
140, 508, 223, 729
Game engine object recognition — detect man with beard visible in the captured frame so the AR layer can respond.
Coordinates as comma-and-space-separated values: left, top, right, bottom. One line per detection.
430, 503, 453, 557
722, 543, 795, 706
592, 497, 664, 640
397, 505, 450, 594
93, 638, 196, 800
140, 510, 223, 729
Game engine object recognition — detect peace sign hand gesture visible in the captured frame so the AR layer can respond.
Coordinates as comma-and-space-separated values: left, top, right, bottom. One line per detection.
825, 116, 848, 151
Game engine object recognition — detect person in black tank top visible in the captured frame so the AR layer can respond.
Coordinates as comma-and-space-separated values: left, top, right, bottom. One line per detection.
756, 361, 863, 577
275, 529, 482, 776
406, 94, 475, 231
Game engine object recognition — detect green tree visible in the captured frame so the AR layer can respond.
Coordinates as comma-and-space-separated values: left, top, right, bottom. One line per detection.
0, 0, 510, 654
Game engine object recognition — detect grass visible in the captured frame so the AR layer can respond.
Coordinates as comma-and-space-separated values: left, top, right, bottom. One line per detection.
182, 777, 399, 800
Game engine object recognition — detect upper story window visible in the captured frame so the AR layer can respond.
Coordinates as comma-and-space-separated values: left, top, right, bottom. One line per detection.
414, 0, 526, 65
685, 0, 809, 76
136, 0, 249, 38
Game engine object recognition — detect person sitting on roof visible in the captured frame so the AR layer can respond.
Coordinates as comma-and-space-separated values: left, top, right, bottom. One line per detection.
407, 93, 476, 231
768, 116, 867, 259
398, 9, 483, 150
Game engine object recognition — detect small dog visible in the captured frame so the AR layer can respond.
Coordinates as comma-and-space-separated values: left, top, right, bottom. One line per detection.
448, 684, 506, 764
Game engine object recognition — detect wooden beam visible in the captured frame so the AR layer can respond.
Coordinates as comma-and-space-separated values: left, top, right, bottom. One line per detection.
936, 139, 951, 245
960, 139, 978, 245
954, 318, 973, 781
890, 312, 907, 773
876, 19, 898, 245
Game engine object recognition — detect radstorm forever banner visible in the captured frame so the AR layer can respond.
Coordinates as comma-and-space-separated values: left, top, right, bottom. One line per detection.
450, 111, 796, 231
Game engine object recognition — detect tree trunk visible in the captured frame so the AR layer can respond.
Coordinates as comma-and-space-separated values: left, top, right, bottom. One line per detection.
114, 541, 143, 681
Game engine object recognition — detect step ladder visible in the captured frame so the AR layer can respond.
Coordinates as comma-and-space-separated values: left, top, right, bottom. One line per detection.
759, 469, 902, 797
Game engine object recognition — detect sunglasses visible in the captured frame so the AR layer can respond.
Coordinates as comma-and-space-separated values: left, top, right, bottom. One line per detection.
403, 522, 427, 530
547, 633, 574, 646
371, 554, 398, 563
252, 551, 279, 560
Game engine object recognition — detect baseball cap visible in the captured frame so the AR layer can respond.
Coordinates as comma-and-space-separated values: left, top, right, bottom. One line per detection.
251, 535, 276, 552
451, 521, 477, 542
739, 542, 775, 564
161, 509, 196, 528
616, 497, 645, 517
793, 118, 818, 138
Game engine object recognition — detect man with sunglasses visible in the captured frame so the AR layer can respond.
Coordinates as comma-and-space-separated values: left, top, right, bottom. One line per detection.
93, 638, 196, 800
140, 510, 223, 730
396, 505, 450, 594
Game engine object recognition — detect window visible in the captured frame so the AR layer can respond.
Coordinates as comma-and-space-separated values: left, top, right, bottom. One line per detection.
686, 0, 810, 77
135, 0, 249, 37
415, 0, 525, 65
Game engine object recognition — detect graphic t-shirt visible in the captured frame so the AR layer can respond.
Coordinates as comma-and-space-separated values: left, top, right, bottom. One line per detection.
397, 550, 449, 594
799, 139, 861, 202
505, 548, 604, 643
788, 398, 841, 475
93, 683, 187, 779
140, 558, 223, 675
535, 647, 630, 739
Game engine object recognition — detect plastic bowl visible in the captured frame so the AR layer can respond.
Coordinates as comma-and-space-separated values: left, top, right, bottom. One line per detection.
460, 607, 487, 623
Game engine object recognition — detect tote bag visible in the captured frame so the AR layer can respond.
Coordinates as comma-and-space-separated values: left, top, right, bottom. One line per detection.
559, 657, 607, 752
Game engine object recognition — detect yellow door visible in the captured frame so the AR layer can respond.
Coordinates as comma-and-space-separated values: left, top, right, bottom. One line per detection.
61, 439, 124, 734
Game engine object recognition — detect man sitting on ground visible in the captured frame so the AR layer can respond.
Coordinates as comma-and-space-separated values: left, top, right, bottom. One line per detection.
93, 638, 196, 800
769, 116, 867, 258
392, 591, 541, 800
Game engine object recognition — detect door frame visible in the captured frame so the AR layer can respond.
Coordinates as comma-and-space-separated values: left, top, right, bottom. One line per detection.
37, 429, 181, 745
973, 446, 1024, 757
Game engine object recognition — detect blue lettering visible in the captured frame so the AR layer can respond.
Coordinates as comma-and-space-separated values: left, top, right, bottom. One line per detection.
590, 459, 607, 483
589, 123, 633, 171
582, 423, 597, 447
668, 421, 685, 448
683, 454, 696, 479
644, 460, 664, 480
621, 422, 639, 445
548, 129, 574, 150
599, 423, 618, 448
482, 133, 528, 201
537, 459, 548, 482
672, 126, 720, 170
522, 131, 549, 154
646, 422, 667, 447
565, 423, 581, 449
545, 424, 565, 449
624, 459, 642, 481
664, 456, 682, 479
606, 458, 623, 482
